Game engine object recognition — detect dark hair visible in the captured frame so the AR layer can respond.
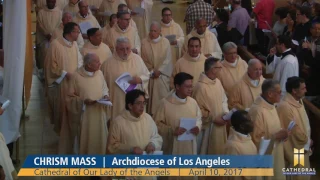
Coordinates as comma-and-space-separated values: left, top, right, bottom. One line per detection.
298, 6, 311, 19
204, 57, 220, 73
118, 3, 127, 10
278, 35, 292, 49
215, 8, 229, 22
174, 72, 193, 88
286, 76, 305, 93
87, 28, 99, 38
162, 7, 172, 15
117, 11, 130, 19
125, 89, 146, 110
231, 110, 251, 130
63, 22, 79, 36
232, 0, 241, 5
288, 9, 297, 22
109, 14, 117, 22
314, 3, 320, 16
188, 37, 201, 46
275, 7, 288, 20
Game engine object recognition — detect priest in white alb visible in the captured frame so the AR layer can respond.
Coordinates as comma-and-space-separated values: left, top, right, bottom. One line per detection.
102, 14, 117, 45
36, 0, 62, 75
63, 0, 80, 17
249, 80, 288, 180
217, 42, 248, 96
45, 22, 83, 154
117, 4, 137, 30
141, 22, 172, 115
81, 28, 112, 64
154, 72, 202, 157
160, 7, 184, 66
106, 11, 141, 54
101, 37, 149, 120
182, 18, 222, 59
228, 59, 265, 110
73, 0, 101, 39
35, 0, 68, 12
277, 77, 311, 180
193, 57, 229, 155
266, 35, 299, 97
171, 37, 207, 89
126, 0, 153, 39
68, 53, 109, 155
52, 12, 84, 49
99, 0, 126, 15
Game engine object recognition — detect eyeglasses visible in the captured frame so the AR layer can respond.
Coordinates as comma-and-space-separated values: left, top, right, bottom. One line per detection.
133, 101, 147, 106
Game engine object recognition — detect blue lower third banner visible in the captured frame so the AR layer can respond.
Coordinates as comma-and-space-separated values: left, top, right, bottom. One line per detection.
18, 155, 273, 176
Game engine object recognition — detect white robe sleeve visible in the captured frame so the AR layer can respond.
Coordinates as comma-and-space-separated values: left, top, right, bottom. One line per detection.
134, 31, 141, 55
196, 105, 202, 130
210, 34, 222, 59
102, 77, 109, 97
177, 25, 185, 48
222, 93, 229, 114
77, 48, 83, 68
77, 34, 85, 50
279, 62, 299, 96
158, 44, 173, 77
266, 55, 280, 74
149, 119, 163, 151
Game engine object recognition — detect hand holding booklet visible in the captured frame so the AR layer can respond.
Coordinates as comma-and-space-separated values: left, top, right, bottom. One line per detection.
115, 72, 137, 93
97, 99, 112, 106
178, 118, 196, 141
258, 137, 271, 155
222, 108, 237, 120
165, 35, 176, 43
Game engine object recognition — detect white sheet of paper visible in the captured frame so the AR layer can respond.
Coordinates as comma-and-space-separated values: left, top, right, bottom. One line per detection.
98, 11, 112, 17
292, 40, 299, 46
97, 99, 113, 106
0, 96, 10, 110
133, 7, 145, 16
287, 120, 296, 131
222, 108, 237, 121
259, 137, 271, 155
143, 151, 163, 155
165, 35, 176, 43
115, 72, 137, 93
178, 118, 196, 141
79, 21, 93, 34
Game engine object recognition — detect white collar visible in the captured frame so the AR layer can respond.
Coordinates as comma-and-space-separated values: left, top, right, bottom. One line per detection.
63, 37, 73, 46
152, 36, 161, 43
226, 59, 238, 67
235, 130, 250, 137
162, 20, 172, 27
84, 68, 94, 76
81, 13, 89, 18
190, 53, 201, 60
173, 92, 187, 103
248, 75, 260, 87
283, 48, 291, 53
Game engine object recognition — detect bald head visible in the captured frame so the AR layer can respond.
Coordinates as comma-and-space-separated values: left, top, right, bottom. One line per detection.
247, 59, 262, 80
195, 18, 207, 35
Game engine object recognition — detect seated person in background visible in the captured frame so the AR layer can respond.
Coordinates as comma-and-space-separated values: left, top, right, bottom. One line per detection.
283, 10, 297, 37
107, 89, 163, 155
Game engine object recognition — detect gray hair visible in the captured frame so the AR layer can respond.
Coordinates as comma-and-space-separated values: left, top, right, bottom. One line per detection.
83, 53, 96, 66
204, 57, 220, 73
62, 12, 72, 19
262, 79, 280, 94
222, 42, 237, 53
248, 59, 261, 69
150, 21, 161, 30
116, 37, 130, 47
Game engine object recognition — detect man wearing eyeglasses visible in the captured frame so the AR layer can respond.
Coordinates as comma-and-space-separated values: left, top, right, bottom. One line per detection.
107, 89, 162, 157
45, 22, 83, 154
154, 72, 202, 157
249, 79, 289, 180
228, 59, 265, 111
193, 57, 229, 155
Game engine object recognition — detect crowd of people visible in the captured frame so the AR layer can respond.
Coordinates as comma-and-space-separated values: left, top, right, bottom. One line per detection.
0, 0, 319, 179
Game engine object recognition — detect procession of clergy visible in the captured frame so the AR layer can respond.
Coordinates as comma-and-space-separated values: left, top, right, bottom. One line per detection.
33, 0, 312, 179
